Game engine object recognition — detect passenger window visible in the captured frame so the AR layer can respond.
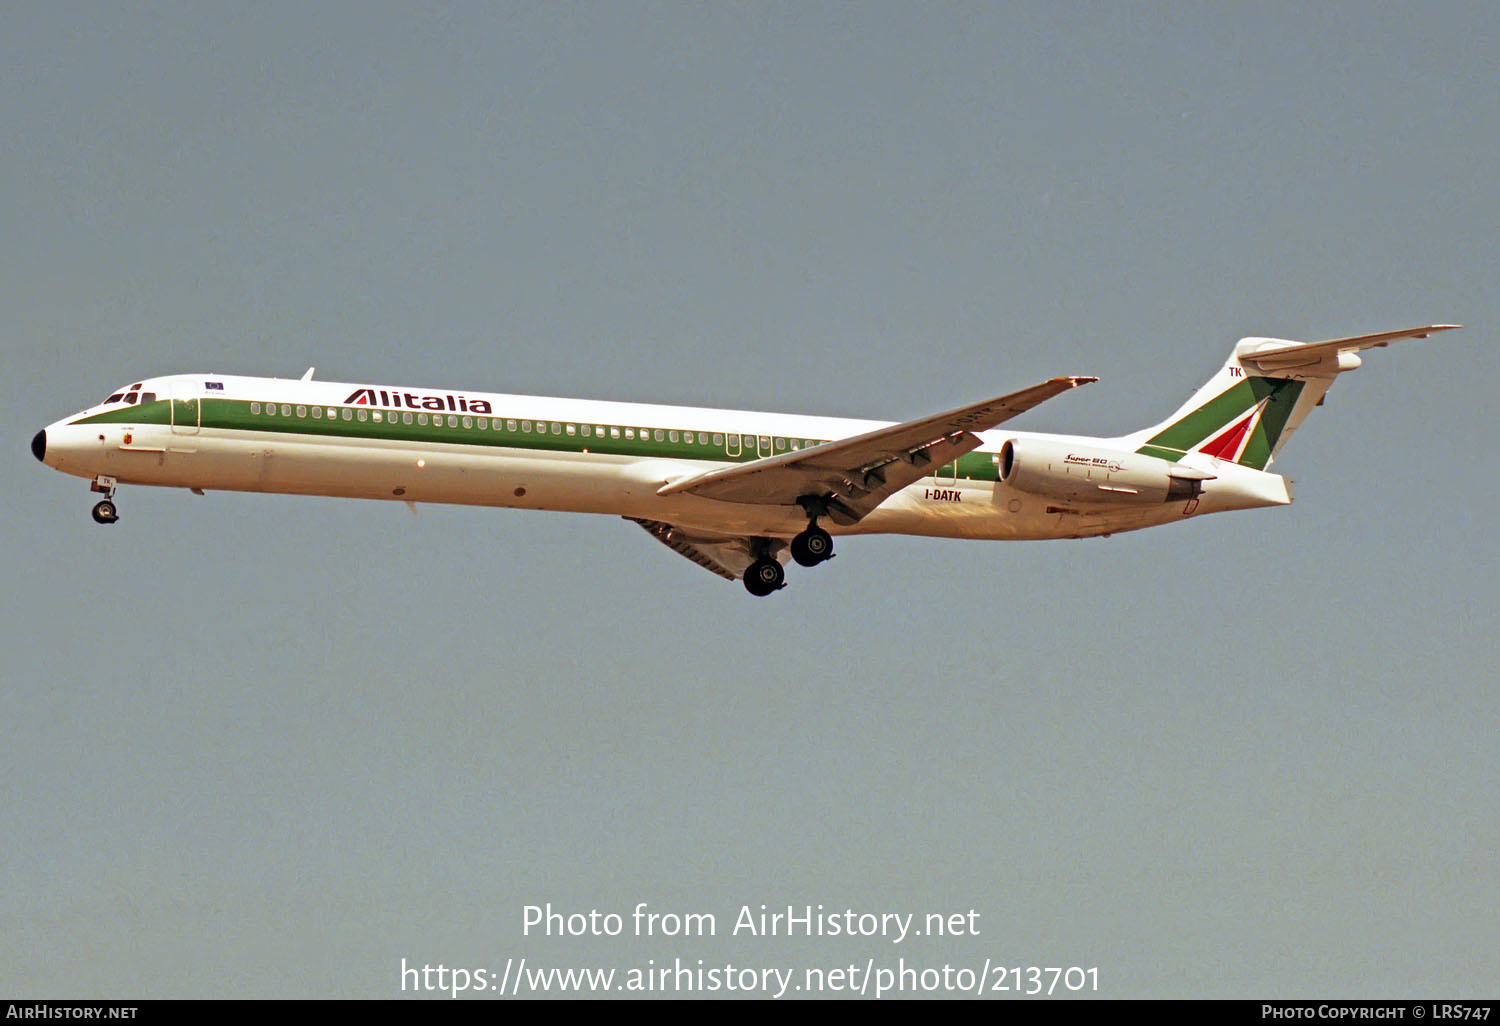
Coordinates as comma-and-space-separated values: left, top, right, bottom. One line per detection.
373, 411, 383, 422
280, 405, 291, 416
252, 402, 261, 414
507, 419, 517, 431
418, 413, 428, 425
357, 409, 368, 422
713, 433, 724, 445
312, 407, 322, 418
267, 404, 277, 416
775, 437, 785, 450
447, 415, 457, 427
668, 431, 679, 443
297, 405, 307, 418
522, 420, 531, 432
477, 418, 487, 429
566, 424, 576, 436
610, 427, 620, 439
462, 416, 472, 429
551, 422, 561, 434
654, 429, 664, 442
403, 412, 413, 424
580, 425, 590, 437
341, 409, 352, 421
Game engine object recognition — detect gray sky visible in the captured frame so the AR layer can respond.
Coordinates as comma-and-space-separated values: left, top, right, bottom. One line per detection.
4, 1, 1496, 999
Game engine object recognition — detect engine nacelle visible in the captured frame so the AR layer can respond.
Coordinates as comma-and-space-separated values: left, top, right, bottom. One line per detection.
998, 439, 1212, 505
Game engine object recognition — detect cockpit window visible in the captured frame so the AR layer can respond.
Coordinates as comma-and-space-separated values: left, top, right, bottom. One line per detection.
123, 392, 138, 404
139, 392, 156, 404
130, 382, 142, 390
105, 393, 124, 404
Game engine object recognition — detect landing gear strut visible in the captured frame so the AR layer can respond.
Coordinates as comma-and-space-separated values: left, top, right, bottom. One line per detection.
90, 475, 119, 525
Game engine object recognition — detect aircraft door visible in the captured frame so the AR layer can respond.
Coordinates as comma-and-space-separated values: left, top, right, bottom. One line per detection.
725, 432, 742, 458
170, 380, 200, 435
757, 434, 774, 459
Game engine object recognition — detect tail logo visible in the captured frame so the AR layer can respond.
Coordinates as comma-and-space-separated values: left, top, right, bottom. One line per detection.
1137, 377, 1304, 470
1196, 399, 1268, 462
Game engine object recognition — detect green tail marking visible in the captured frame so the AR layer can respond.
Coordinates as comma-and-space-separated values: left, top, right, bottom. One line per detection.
1138, 377, 1304, 469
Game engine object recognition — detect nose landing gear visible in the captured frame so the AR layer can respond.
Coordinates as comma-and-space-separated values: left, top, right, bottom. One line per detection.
89, 475, 119, 525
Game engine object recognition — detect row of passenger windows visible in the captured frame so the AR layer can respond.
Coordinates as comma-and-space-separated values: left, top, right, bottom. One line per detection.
246, 402, 824, 451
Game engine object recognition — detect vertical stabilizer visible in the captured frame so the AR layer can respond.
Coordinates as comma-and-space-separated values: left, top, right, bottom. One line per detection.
1120, 325, 1458, 470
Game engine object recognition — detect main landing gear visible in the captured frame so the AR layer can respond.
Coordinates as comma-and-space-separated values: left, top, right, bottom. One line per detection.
790, 498, 836, 569
743, 558, 785, 597
790, 524, 833, 567
741, 505, 838, 597
90, 475, 119, 525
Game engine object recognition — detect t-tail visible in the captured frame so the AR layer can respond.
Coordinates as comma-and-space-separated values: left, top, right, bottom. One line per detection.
1120, 325, 1462, 469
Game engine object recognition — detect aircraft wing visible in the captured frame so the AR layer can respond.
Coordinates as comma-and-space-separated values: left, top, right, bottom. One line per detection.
626, 517, 771, 581
656, 376, 1096, 525
1240, 324, 1461, 372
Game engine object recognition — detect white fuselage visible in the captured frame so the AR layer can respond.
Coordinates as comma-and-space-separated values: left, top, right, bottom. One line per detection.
36, 372, 1292, 542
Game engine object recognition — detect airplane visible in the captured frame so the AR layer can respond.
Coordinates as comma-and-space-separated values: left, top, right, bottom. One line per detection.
31, 324, 1457, 596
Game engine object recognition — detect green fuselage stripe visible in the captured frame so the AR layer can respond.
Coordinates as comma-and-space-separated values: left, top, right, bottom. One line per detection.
76, 398, 1004, 483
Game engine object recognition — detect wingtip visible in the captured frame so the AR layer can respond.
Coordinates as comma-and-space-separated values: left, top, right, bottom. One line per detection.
1413, 324, 1463, 339
1069, 375, 1099, 386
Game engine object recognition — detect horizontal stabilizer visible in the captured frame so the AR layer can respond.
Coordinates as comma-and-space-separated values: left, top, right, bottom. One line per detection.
1239, 324, 1461, 372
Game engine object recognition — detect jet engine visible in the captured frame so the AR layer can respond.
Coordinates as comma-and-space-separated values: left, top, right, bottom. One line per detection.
998, 439, 1212, 505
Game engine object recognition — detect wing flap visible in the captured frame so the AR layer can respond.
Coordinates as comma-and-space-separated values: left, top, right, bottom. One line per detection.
657, 376, 1095, 522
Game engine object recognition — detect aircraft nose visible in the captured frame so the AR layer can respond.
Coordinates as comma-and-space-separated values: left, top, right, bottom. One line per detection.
31, 429, 46, 463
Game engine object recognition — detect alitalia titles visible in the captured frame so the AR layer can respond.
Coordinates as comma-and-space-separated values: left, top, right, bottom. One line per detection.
344, 387, 493, 414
